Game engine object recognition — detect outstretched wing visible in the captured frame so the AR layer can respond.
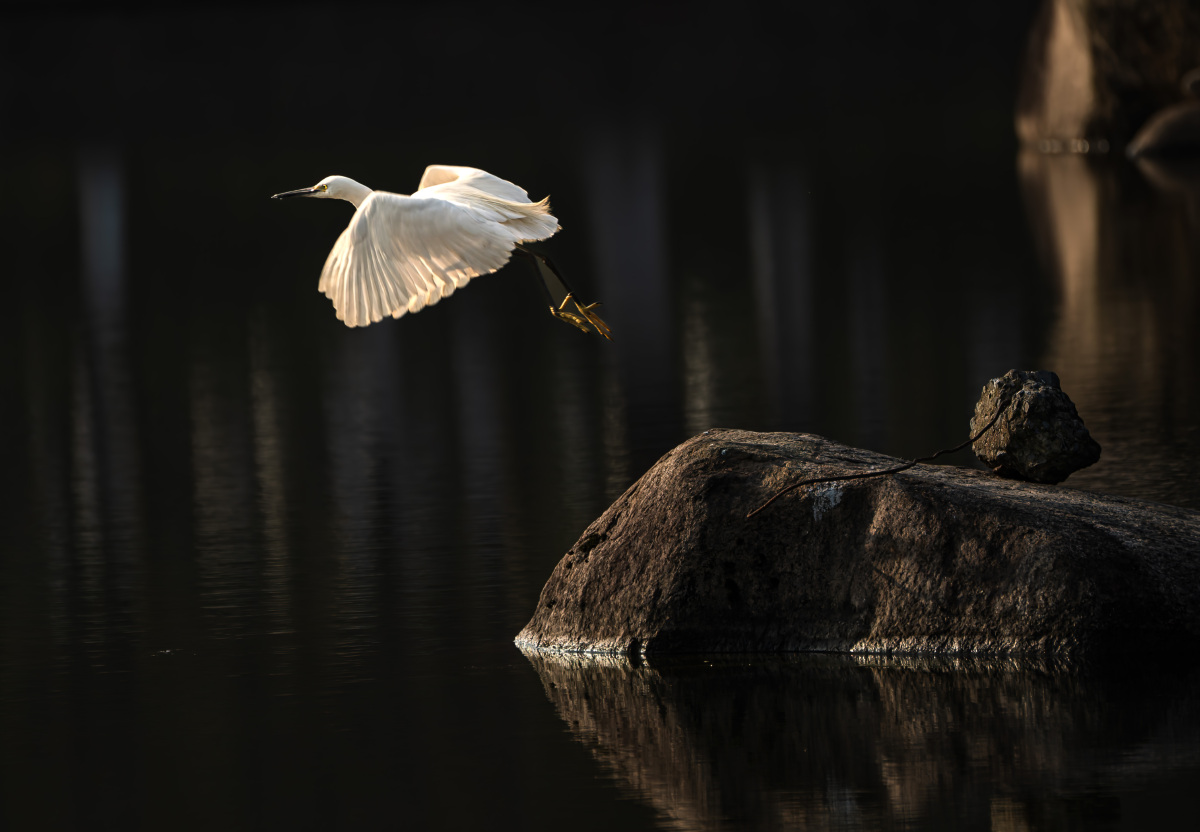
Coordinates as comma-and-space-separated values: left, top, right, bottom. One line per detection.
319, 192, 523, 328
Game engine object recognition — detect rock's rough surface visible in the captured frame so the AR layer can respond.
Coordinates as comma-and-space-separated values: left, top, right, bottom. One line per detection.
970, 369, 1101, 484
515, 430, 1200, 658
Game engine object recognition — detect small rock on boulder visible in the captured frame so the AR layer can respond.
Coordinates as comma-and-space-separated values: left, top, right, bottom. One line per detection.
970, 370, 1100, 484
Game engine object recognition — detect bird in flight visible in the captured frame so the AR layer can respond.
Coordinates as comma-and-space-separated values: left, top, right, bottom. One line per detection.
272, 165, 611, 338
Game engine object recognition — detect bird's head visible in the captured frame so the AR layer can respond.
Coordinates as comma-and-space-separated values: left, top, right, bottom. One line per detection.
272, 175, 371, 207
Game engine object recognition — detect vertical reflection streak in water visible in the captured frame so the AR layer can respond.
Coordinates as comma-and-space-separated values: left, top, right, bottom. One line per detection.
323, 327, 395, 669
847, 225, 888, 449
1021, 151, 1200, 506
248, 317, 294, 648
600, 366, 632, 503
451, 302, 502, 531
74, 145, 143, 661
748, 166, 780, 423
680, 291, 716, 438
1034, 153, 1101, 350
449, 298, 509, 633
182, 326, 261, 805
748, 163, 816, 431
69, 339, 104, 655
22, 313, 71, 650
548, 338, 599, 535
188, 328, 256, 639
380, 322, 466, 654
583, 121, 678, 468
79, 145, 125, 351
966, 268, 1023, 402
74, 148, 108, 581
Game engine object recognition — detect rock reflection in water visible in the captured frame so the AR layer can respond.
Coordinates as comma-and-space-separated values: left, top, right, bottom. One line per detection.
1019, 150, 1200, 507
522, 650, 1200, 831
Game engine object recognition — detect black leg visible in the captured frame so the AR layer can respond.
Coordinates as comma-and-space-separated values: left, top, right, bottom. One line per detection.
515, 245, 575, 309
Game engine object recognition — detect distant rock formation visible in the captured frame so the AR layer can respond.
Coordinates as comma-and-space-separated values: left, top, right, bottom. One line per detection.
516, 430, 1200, 657
1016, 0, 1200, 154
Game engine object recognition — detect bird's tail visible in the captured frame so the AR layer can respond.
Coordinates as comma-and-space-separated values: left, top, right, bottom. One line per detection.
473, 192, 559, 242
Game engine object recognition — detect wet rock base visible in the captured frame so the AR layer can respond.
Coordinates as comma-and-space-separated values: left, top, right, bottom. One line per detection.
515, 430, 1200, 658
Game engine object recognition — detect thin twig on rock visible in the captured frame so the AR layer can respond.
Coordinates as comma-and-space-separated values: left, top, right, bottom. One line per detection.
745, 394, 1013, 520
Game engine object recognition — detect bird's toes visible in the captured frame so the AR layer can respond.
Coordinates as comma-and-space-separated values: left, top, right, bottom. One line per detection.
550, 306, 593, 334
574, 299, 613, 341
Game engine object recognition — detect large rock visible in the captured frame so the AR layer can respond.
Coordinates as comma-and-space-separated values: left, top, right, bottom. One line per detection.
515, 430, 1200, 658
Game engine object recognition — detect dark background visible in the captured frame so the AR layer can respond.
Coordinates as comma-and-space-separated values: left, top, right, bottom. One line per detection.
8, 3, 1200, 831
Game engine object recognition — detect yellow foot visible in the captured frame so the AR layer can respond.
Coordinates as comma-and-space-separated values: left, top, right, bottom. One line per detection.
572, 298, 613, 341
550, 296, 592, 333
550, 293, 614, 340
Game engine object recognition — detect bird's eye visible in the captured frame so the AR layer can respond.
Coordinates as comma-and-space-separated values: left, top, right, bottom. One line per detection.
320, 184, 329, 191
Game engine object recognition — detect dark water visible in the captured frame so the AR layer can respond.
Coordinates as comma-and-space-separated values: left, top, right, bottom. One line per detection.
4, 4, 1200, 830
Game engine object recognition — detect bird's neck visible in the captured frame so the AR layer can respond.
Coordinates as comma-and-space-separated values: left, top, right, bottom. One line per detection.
338, 179, 373, 208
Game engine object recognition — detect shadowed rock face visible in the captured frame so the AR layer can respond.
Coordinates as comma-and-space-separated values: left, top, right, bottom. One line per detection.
515, 430, 1200, 657
522, 651, 1200, 831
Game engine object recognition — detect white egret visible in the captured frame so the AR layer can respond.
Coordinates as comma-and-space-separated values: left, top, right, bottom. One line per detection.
272, 165, 611, 338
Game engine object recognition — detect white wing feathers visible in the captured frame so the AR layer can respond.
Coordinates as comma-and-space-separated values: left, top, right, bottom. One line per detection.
416, 164, 533, 203
413, 165, 559, 241
318, 167, 560, 328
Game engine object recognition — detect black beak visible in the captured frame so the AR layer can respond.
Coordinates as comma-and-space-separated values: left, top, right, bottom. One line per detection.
272, 187, 319, 199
